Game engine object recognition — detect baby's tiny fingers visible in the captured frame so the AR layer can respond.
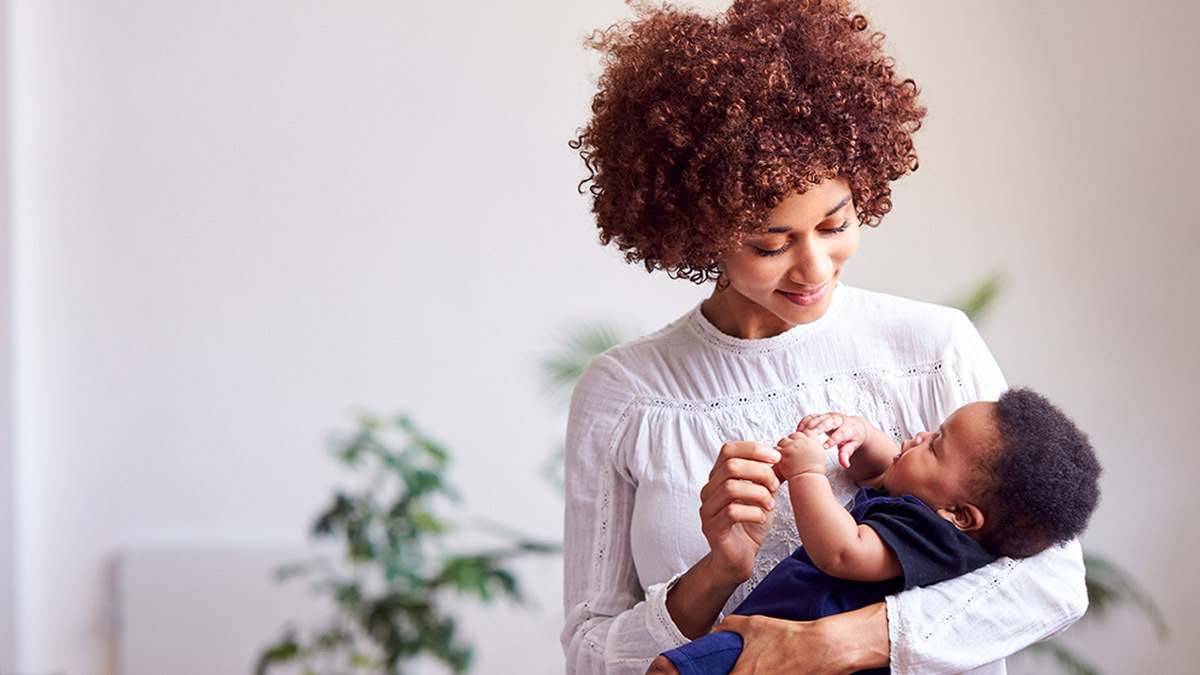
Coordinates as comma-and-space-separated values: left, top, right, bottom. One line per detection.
839, 443, 860, 469
797, 414, 823, 430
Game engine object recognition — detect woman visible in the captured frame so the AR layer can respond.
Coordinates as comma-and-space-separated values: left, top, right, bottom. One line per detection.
562, 1, 1087, 673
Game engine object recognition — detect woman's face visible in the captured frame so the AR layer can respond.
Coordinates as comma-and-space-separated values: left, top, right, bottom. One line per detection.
704, 178, 861, 339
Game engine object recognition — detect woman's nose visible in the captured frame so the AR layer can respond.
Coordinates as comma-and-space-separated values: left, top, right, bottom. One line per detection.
787, 241, 832, 283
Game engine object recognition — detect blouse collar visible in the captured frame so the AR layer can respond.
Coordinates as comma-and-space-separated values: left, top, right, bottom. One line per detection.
687, 283, 850, 355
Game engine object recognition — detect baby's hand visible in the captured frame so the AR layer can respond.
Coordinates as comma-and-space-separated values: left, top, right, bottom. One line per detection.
774, 428, 827, 482
797, 413, 870, 469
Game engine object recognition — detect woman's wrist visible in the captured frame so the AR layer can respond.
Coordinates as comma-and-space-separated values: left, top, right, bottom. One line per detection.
819, 602, 890, 672
665, 553, 744, 640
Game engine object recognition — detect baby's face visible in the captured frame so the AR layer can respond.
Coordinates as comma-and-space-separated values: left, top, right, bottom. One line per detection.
881, 402, 998, 512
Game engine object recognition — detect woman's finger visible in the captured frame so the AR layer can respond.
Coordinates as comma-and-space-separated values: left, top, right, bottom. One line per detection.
711, 441, 781, 473
702, 457, 780, 500
699, 479, 776, 516
701, 502, 772, 532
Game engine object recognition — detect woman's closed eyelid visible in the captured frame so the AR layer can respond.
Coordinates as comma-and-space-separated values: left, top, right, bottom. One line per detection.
751, 241, 790, 256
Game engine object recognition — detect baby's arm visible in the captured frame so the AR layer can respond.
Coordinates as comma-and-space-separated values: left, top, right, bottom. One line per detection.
774, 430, 901, 582
797, 413, 899, 487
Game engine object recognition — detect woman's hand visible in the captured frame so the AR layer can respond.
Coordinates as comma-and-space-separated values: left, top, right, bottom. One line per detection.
699, 441, 781, 582
667, 441, 782, 639
715, 603, 890, 674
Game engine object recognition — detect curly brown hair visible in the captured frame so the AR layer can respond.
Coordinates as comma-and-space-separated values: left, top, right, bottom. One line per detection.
573, 0, 927, 283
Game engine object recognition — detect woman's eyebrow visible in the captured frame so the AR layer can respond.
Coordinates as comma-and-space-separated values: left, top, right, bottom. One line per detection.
824, 195, 852, 217
762, 195, 852, 233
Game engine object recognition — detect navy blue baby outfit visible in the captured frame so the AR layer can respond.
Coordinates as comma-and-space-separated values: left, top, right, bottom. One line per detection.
662, 487, 996, 675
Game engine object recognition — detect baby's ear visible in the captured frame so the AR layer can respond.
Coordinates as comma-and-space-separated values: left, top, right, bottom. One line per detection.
936, 503, 985, 533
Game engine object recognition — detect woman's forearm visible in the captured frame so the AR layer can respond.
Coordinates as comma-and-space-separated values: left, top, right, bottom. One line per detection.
829, 602, 891, 671
715, 602, 890, 673
665, 552, 744, 639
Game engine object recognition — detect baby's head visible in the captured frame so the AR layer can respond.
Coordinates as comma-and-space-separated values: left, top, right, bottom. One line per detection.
883, 388, 1101, 558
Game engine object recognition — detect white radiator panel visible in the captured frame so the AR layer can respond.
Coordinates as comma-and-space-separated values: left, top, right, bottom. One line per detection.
114, 546, 565, 674
116, 546, 325, 675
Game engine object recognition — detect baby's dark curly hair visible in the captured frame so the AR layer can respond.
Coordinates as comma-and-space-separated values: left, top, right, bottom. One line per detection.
573, 0, 926, 282
972, 389, 1102, 559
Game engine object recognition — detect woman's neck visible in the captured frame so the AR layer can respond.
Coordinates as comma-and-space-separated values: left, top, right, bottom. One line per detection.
701, 288, 798, 340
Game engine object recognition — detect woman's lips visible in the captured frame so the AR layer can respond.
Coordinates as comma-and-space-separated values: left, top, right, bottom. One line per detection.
779, 281, 829, 306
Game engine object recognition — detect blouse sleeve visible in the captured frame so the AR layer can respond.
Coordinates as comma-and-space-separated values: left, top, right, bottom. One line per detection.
561, 354, 690, 674
885, 312, 1089, 673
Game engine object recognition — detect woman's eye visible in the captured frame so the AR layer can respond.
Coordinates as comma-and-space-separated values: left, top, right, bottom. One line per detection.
821, 221, 850, 235
752, 244, 789, 257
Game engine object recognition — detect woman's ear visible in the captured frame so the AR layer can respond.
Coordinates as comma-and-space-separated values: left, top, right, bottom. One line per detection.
936, 503, 985, 533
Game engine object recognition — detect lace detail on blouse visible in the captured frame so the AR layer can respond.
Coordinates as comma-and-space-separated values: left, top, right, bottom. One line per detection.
685, 289, 847, 356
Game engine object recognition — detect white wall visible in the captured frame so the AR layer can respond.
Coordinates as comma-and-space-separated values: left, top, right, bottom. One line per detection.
0, 1, 14, 669
9, 0, 1198, 673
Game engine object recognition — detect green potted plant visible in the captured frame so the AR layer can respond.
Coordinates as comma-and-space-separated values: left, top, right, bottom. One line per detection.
257, 414, 555, 674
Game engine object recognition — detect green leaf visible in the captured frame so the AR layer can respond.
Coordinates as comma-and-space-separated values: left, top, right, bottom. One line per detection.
411, 508, 449, 534
254, 634, 302, 675
273, 562, 312, 582
311, 493, 356, 537
421, 439, 449, 464
488, 568, 521, 602
404, 469, 444, 498
1082, 553, 1168, 639
332, 581, 364, 608
1019, 640, 1101, 675
540, 323, 628, 403
314, 625, 353, 650
949, 272, 1004, 325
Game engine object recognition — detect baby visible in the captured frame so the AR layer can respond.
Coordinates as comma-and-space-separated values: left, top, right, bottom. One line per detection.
650, 388, 1102, 675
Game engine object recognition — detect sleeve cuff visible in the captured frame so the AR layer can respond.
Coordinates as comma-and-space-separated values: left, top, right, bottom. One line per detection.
644, 573, 693, 649
884, 594, 912, 674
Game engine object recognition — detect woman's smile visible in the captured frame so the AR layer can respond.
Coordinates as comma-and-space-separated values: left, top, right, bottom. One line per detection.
778, 281, 831, 306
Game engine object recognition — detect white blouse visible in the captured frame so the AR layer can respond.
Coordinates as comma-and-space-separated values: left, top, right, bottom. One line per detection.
561, 285, 1087, 674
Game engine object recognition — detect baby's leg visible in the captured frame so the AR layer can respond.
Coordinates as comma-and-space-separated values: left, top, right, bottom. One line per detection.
646, 654, 680, 675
